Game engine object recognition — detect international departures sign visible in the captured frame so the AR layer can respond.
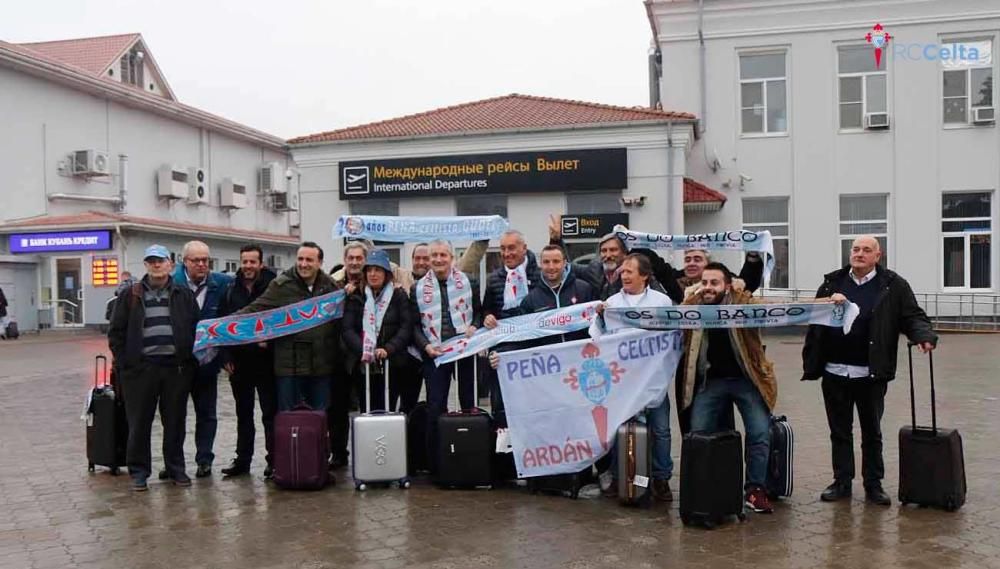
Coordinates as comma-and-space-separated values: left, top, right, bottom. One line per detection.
339, 148, 627, 200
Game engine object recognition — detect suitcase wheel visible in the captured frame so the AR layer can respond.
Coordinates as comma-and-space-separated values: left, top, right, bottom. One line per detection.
945, 498, 959, 512
88, 462, 95, 473
356, 483, 367, 492
400, 479, 411, 489
737, 512, 748, 522
680, 513, 691, 526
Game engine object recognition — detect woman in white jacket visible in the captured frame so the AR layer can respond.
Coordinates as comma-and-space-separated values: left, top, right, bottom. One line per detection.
591, 253, 676, 502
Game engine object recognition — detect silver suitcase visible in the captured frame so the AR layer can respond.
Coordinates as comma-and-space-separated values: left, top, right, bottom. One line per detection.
351, 363, 410, 490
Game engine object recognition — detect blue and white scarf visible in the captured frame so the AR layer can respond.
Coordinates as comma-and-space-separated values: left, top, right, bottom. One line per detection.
335, 215, 509, 243
361, 285, 393, 363
604, 301, 860, 334
503, 258, 529, 310
417, 266, 473, 345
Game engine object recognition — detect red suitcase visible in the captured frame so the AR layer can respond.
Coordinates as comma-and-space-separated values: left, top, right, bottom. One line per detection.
273, 404, 330, 490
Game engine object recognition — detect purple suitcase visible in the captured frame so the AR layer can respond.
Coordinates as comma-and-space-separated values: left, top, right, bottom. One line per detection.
273, 404, 330, 490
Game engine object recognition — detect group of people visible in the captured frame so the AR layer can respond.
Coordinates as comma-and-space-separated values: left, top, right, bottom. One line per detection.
106, 222, 937, 517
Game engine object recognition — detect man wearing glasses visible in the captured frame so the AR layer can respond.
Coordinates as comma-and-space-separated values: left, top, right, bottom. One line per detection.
169, 240, 233, 479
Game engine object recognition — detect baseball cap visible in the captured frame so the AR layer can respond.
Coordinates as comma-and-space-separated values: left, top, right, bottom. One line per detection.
143, 244, 171, 261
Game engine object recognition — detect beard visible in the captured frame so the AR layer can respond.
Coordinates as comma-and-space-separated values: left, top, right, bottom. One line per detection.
602, 261, 618, 272
701, 289, 726, 304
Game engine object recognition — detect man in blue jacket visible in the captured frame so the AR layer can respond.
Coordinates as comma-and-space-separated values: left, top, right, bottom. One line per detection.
167, 240, 233, 479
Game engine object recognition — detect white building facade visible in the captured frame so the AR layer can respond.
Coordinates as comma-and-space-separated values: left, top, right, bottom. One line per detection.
0, 34, 300, 330
647, 0, 1000, 295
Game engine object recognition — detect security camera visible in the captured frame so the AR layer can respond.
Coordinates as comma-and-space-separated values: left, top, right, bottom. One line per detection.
739, 173, 753, 183
284, 168, 294, 181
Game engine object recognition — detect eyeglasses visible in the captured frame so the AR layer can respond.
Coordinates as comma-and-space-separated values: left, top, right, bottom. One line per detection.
186, 257, 210, 265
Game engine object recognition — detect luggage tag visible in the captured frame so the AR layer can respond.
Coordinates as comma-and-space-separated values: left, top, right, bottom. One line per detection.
633, 475, 649, 489
495, 428, 512, 453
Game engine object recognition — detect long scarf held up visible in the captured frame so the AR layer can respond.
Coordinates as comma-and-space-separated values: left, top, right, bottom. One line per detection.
193, 290, 346, 364
361, 285, 393, 363
417, 267, 473, 345
334, 214, 509, 243
613, 225, 775, 286
503, 259, 529, 310
604, 301, 860, 334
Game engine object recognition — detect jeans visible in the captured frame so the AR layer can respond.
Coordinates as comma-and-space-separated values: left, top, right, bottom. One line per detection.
229, 366, 277, 467
821, 375, 888, 486
690, 376, 771, 489
191, 364, 219, 467
276, 376, 330, 412
423, 357, 475, 470
123, 362, 193, 480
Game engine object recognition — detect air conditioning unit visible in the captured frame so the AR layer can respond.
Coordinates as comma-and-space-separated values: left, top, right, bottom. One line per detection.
156, 165, 188, 199
72, 150, 111, 177
864, 112, 890, 130
259, 162, 286, 194
187, 167, 209, 205
272, 191, 299, 212
973, 106, 996, 124
219, 177, 248, 209
289, 210, 301, 228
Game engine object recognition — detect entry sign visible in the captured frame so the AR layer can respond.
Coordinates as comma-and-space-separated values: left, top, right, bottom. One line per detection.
9, 230, 113, 253
560, 214, 629, 239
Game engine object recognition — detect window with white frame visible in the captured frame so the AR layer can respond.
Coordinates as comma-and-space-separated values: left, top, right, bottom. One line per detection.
224, 260, 239, 274
840, 195, 889, 266
943, 40, 994, 124
742, 198, 790, 288
838, 45, 888, 129
942, 192, 992, 289
739, 52, 788, 135
566, 191, 622, 214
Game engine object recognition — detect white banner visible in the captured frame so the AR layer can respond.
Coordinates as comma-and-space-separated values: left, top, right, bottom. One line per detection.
604, 301, 859, 334
333, 214, 508, 243
497, 329, 683, 478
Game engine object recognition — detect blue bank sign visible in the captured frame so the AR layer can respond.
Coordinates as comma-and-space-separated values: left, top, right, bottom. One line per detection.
10, 230, 113, 253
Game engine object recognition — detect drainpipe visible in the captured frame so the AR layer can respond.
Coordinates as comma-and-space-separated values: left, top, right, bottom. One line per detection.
46, 194, 122, 204
115, 224, 128, 271
698, 0, 706, 135
645, 1, 662, 109
117, 154, 128, 213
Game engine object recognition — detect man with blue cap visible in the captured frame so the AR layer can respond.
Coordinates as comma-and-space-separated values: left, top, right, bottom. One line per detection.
108, 245, 200, 492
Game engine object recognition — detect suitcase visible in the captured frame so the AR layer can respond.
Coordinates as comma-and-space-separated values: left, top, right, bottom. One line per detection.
680, 430, 746, 528
351, 363, 410, 490
766, 415, 794, 498
898, 343, 966, 511
616, 418, 652, 507
435, 356, 493, 489
4, 319, 18, 339
528, 467, 594, 499
407, 401, 430, 475
273, 404, 330, 490
86, 355, 126, 475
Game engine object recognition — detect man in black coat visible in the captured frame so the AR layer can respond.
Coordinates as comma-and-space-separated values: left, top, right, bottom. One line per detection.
802, 236, 937, 506
217, 244, 278, 479
517, 244, 596, 344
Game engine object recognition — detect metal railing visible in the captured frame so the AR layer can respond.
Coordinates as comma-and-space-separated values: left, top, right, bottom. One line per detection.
46, 299, 81, 326
757, 288, 1000, 332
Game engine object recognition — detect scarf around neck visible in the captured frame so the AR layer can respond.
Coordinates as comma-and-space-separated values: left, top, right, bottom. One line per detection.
417, 267, 472, 344
503, 258, 529, 310
362, 284, 394, 363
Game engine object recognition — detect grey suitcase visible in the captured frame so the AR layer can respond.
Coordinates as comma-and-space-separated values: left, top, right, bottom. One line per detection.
351, 362, 410, 491
616, 418, 652, 507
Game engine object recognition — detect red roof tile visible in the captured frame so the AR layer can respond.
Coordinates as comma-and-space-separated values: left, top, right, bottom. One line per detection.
1, 211, 297, 245
289, 94, 695, 144
17, 33, 139, 76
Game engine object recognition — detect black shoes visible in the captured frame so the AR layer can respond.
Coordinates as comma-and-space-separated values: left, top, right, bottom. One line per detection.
195, 464, 212, 478
132, 477, 149, 492
221, 461, 251, 478
329, 453, 349, 470
820, 480, 852, 502
865, 485, 892, 506
171, 473, 192, 487
157, 469, 169, 481
653, 479, 674, 502
263, 465, 274, 480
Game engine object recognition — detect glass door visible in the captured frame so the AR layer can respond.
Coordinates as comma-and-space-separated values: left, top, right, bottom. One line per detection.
54, 257, 84, 326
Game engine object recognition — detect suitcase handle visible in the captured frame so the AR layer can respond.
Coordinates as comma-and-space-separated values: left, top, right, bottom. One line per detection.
95, 354, 108, 388
907, 341, 936, 434
364, 361, 391, 413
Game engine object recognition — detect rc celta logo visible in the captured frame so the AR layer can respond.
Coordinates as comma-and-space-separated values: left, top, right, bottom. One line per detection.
866, 23, 891, 67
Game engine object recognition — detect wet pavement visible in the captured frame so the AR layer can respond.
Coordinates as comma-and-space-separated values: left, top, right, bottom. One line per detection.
1, 330, 998, 569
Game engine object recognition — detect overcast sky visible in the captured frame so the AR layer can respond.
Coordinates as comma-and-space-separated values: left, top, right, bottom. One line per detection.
2, 0, 654, 139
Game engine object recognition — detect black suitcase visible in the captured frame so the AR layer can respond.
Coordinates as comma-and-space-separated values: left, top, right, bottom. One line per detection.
407, 401, 430, 475
4, 320, 18, 339
766, 415, 794, 499
86, 355, 126, 475
898, 343, 966, 511
680, 430, 746, 528
527, 467, 593, 499
435, 357, 492, 488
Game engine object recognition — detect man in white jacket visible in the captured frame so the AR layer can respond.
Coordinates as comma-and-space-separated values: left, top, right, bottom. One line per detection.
591, 253, 675, 502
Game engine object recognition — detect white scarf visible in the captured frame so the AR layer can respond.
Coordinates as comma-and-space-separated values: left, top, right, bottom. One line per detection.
361, 284, 394, 363
417, 266, 473, 345
503, 258, 529, 310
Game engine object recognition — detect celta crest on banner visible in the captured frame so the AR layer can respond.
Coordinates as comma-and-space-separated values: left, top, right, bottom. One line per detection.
562, 342, 626, 451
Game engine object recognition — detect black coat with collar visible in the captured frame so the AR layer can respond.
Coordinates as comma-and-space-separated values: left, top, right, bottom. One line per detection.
482, 251, 543, 320
342, 286, 415, 371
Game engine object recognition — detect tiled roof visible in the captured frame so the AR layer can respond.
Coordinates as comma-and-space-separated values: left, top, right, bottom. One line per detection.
289, 94, 696, 144
683, 177, 727, 211
16, 33, 139, 76
0, 211, 298, 245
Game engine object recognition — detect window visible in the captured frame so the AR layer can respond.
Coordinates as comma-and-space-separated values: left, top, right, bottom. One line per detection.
567, 192, 621, 214
119, 49, 144, 87
349, 199, 399, 216
456, 195, 507, 217
943, 40, 994, 124
742, 198, 790, 288
224, 260, 239, 274
838, 45, 888, 129
840, 195, 889, 266
739, 52, 787, 135
266, 254, 284, 270
942, 192, 992, 289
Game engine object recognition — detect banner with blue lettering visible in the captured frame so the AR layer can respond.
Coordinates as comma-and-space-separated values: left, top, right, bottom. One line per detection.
497, 329, 683, 478
613, 225, 775, 286
334, 215, 509, 243
192, 291, 346, 364
434, 301, 601, 365
603, 301, 859, 334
